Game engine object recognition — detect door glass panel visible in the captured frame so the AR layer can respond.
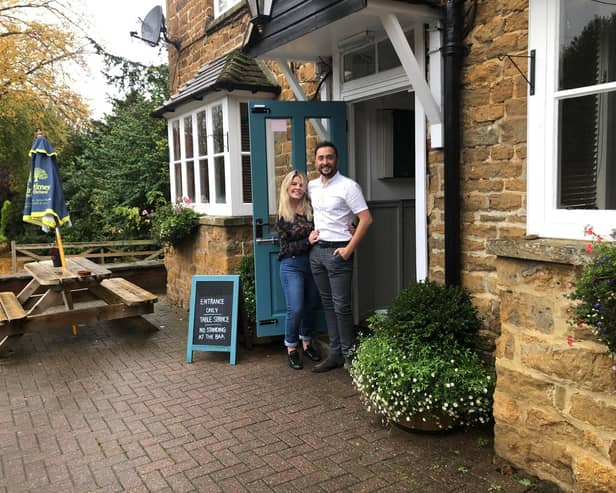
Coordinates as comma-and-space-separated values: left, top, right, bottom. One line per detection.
199, 159, 209, 203
559, 0, 616, 90
266, 118, 292, 216
305, 118, 331, 178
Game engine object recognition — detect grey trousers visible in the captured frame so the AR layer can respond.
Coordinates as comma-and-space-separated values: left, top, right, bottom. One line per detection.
309, 245, 354, 357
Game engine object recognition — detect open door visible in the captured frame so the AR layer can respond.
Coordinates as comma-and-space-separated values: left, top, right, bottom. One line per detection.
248, 101, 347, 337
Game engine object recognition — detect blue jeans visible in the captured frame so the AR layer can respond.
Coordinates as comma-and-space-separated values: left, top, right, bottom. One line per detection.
279, 255, 320, 348
309, 246, 354, 357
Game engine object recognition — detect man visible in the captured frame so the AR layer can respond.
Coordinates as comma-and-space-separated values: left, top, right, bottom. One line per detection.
308, 141, 372, 372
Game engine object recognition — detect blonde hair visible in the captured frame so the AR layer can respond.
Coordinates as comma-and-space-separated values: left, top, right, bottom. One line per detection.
278, 170, 313, 222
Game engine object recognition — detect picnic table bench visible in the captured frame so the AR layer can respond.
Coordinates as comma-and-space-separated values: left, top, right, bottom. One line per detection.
0, 257, 158, 349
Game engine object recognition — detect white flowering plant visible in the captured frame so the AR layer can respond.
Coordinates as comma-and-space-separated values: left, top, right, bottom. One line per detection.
350, 281, 494, 430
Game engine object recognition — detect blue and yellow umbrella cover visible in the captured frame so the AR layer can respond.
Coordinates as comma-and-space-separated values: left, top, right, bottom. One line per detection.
23, 135, 71, 232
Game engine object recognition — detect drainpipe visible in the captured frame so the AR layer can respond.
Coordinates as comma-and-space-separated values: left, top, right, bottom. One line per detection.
443, 0, 465, 286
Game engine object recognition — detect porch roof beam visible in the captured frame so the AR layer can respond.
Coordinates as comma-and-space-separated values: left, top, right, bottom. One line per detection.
379, 13, 442, 127
274, 58, 329, 141
367, 0, 440, 20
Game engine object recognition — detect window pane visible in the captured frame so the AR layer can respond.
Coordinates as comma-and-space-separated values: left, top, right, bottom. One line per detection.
343, 45, 376, 82
241, 155, 252, 203
214, 156, 226, 203
184, 117, 193, 158
199, 159, 209, 203
558, 92, 616, 209
240, 102, 250, 152
174, 162, 182, 199
212, 104, 225, 153
378, 32, 414, 73
559, 0, 616, 90
197, 110, 207, 155
172, 120, 180, 160
186, 160, 195, 201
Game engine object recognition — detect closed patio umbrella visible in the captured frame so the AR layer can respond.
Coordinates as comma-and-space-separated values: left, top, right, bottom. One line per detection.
23, 131, 78, 336
23, 131, 71, 267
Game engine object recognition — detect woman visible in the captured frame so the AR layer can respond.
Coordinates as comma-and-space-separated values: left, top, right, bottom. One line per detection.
276, 170, 322, 369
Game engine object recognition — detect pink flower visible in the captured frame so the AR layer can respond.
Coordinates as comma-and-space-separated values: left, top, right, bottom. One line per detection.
584, 225, 594, 236
612, 365, 616, 372
141, 209, 148, 216
586, 243, 593, 254
567, 335, 574, 347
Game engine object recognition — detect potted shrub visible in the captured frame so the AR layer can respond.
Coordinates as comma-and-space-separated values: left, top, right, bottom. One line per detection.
350, 281, 494, 431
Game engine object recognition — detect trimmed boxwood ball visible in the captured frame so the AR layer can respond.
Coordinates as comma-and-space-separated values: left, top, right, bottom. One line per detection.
385, 280, 482, 350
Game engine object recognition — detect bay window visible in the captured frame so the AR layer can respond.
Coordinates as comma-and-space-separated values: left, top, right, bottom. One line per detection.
168, 97, 252, 216
528, 0, 616, 239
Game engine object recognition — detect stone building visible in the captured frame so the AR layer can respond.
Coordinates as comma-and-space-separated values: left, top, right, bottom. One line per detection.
152, 1, 616, 490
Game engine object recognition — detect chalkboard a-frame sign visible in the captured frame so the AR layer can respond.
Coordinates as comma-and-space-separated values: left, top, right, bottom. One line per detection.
186, 275, 239, 365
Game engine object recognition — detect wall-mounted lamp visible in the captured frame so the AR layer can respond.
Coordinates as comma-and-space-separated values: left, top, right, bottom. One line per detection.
337, 31, 375, 51
246, 0, 273, 31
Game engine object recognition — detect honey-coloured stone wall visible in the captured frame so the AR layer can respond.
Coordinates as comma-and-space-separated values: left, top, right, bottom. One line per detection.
489, 239, 616, 492
164, 216, 253, 309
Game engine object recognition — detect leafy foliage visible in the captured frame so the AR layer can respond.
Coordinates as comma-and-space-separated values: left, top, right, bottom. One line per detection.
150, 201, 200, 247
0, 0, 89, 126
350, 281, 494, 430
60, 66, 170, 242
237, 255, 256, 329
568, 240, 616, 357
386, 280, 482, 350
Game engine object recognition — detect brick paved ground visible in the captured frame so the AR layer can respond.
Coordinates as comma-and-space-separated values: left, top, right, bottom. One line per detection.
0, 298, 544, 493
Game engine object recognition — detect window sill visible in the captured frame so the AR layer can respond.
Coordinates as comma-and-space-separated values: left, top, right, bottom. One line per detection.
486, 238, 589, 266
198, 215, 252, 227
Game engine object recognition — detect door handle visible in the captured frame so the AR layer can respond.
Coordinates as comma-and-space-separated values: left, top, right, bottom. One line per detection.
255, 237, 278, 245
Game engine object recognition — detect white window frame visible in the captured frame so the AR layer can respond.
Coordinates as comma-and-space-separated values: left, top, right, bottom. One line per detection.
528, 0, 616, 240
167, 95, 253, 217
214, 0, 241, 18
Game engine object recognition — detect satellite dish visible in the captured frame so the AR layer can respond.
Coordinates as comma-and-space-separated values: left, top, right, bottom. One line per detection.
130, 5, 180, 50
141, 6, 164, 46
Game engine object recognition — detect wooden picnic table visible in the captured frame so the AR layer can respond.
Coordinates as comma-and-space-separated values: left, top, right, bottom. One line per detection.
0, 257, 157, 349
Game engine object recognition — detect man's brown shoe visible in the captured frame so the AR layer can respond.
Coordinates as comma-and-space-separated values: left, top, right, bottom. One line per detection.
311, 354, 344, 373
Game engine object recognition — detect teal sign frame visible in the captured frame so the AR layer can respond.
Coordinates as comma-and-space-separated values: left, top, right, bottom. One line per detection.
186, 275, 239, 365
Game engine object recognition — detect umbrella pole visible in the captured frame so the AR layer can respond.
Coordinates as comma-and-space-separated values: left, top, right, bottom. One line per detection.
54, 226, 67, 268
54, 221, 78, 336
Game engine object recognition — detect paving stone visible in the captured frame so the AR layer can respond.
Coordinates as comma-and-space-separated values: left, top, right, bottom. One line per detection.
0, 296, 534, 493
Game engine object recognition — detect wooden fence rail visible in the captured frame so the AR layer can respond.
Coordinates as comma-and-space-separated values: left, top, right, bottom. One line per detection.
10, 239, 164, 273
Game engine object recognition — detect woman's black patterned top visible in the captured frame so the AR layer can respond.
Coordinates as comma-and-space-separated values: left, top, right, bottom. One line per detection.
276, 213, 314, 260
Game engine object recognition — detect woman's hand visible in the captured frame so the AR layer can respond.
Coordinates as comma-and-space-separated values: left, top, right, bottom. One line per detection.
308, 230, 320, 244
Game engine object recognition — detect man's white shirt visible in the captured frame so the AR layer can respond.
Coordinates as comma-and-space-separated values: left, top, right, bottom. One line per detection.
308, 172, 368, 242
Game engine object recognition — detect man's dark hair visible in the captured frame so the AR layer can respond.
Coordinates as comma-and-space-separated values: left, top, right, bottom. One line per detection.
314, 141, 338, 157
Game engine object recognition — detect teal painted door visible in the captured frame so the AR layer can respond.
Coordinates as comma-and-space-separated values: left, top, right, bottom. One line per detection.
249, 101, 347, 337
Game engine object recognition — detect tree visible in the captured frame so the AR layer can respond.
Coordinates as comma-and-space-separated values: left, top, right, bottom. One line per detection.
0, 0, 90, 239
61, 64, 170, 241
0, 0, 89, 128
